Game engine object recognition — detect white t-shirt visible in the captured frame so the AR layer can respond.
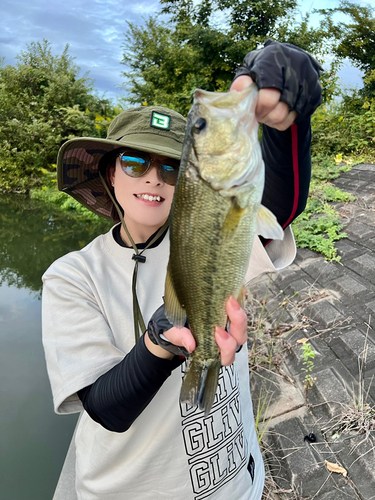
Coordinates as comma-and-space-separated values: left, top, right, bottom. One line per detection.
42, 225, 296, 500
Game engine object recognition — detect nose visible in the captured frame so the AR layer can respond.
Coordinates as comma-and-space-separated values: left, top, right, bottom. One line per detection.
144, 161, 164, 185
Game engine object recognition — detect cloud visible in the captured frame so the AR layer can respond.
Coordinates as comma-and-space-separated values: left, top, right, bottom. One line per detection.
1, 0, 161, 99
131, 1, 160, 14
1, 0, 365, 100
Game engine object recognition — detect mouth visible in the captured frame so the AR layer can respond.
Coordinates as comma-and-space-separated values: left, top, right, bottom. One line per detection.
134, 193, 165, 203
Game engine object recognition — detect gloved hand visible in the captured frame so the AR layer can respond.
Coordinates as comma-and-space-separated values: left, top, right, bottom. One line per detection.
233, 39, 323, 122
147, 304, 190, 357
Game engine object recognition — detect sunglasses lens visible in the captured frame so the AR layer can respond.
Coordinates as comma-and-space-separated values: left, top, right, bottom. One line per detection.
161, 163, 179, 185
120, 155, 149, 177
119, 152, 179, 185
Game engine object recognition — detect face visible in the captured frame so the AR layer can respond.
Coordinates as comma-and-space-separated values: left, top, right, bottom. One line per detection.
111, 149, 177, 244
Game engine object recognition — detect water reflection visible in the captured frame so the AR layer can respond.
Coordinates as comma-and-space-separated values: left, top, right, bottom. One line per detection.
0, 194, 112, 500
0, 194, 111, 293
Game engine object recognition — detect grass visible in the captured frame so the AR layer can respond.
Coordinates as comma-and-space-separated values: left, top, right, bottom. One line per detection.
323, 319, 375, 442
292, 155, 355, 262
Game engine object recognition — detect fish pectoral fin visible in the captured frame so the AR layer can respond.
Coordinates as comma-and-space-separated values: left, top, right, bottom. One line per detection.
222, 198, 246, 234
237, 285, 247, 309
225, 286, 247, 331
256, 205, 284, 240
164, 265, 187, 327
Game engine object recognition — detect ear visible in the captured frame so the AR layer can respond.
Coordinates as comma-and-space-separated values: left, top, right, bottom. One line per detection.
107, 163, 116, 187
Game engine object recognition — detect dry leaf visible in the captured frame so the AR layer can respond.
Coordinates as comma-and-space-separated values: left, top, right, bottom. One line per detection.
297, 338, 309, 344
325, 460, 347, 477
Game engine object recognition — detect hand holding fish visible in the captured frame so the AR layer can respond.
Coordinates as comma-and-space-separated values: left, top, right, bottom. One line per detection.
231, 75, 296, 131
214, 296, 247, 366
232, 39, 322, 130
146, 296, 247, 367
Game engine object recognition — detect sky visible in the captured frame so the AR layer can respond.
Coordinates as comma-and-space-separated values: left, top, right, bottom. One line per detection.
0, 0, 366, 102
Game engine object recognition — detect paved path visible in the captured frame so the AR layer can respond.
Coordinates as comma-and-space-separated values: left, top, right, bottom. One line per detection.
249, 163, 375, 500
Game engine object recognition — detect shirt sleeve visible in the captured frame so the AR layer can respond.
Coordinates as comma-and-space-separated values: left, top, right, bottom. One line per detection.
78, 336, 183, 432
244, 119, 310, 283
261, 117, 312, 230
42, 257, 127, 414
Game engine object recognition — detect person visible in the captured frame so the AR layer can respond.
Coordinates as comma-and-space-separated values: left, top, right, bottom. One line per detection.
42, 39, 322, 500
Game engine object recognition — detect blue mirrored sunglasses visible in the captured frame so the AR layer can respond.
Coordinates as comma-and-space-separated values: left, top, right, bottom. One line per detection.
118, 151, 179, 186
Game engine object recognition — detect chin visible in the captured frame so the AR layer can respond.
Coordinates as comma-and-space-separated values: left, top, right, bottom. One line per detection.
136, 217, 168, 229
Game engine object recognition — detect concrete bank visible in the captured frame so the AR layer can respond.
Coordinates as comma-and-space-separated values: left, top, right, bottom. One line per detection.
249, 163, 375, 500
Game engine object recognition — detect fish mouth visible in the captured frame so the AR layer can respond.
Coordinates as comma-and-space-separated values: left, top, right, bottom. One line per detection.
134, 193, 165, 202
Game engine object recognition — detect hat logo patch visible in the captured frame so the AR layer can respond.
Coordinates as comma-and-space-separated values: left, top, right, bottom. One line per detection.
150, 111, 171, 130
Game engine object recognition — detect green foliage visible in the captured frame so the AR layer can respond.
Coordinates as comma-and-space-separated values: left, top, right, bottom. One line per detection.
317, 0, 375, 96
311, 94, 375, 158
121, 1, 331, 114
300, 341, 315, 400
292, 156, 355, 261
160, 0, 298, 40
0, 40, 117, 193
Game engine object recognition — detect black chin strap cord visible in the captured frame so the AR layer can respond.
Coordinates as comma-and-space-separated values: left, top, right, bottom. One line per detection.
99, 171, 169, 342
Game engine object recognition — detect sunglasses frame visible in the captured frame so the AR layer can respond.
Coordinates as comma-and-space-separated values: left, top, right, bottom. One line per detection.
118, 150, 179, 186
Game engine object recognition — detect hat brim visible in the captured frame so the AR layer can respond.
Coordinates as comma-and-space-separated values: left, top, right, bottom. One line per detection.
57, 133, 183, 221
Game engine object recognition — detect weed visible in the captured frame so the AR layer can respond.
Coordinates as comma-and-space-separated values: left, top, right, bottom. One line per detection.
299, 341, 316, 403
254, 385, 275, 444
292, 156, 355, 261
325, 319, 375, 442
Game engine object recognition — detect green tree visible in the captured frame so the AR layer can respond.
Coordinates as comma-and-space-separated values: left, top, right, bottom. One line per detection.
308, 2, 375, 158
0, 40, 107, 193
317, 1, 375, 96
121, 1, 334, 115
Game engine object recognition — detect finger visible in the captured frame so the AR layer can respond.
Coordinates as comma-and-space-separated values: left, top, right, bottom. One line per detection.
226, 296, 248, 347
163, 326, 196, 354
255, 88, 281, 121
272, 111, 298, 131
215, 326, 237, 366
256, 89, 298, 130
260, 101, 297, 128
262, 108, 298, 131
230, 75, 253, 92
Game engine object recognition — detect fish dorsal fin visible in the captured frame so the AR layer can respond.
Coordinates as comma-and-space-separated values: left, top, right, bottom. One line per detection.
222, 198, 247, 234
256, 205, 284, 240
164, 264, 187, 327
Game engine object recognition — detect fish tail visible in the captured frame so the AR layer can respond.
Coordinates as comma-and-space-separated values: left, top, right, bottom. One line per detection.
180, 357, 221, 415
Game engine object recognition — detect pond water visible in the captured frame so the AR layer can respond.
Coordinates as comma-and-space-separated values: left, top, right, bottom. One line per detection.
0, 194, 112, 500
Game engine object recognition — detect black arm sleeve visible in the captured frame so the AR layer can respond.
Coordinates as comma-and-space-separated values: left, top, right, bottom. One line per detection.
78, 335, 184, 432
261, 117, 311, 231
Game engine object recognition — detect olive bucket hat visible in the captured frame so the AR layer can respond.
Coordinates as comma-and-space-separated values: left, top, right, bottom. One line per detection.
57, 105, 187, 221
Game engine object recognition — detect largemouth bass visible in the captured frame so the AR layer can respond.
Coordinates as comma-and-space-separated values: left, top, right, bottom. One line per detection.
164, 85, 283, 415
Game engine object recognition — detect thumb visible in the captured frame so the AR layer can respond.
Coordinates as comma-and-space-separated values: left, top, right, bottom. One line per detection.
163, 326, 196, 354
230, 75, 253, 92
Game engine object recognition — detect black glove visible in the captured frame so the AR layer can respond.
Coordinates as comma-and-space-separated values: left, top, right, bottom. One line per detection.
147, 304, 190, 358
233, 39, 323, 122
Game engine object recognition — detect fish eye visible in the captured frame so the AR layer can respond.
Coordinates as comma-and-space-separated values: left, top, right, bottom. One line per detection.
192, 117, 207, 134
